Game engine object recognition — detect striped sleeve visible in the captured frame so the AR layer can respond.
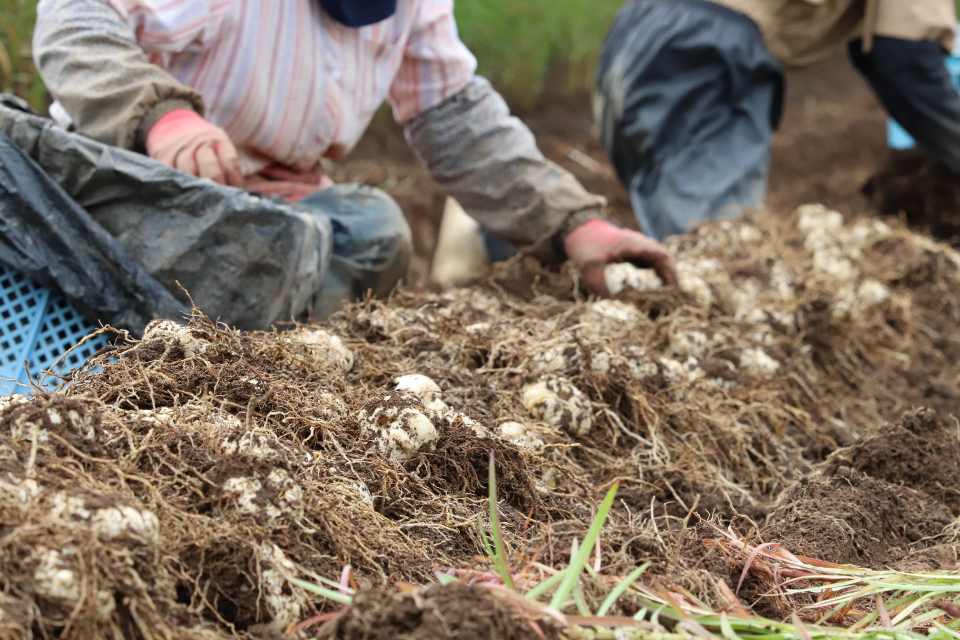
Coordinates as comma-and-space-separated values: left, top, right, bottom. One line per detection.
106, 0, 231, 53
388, 0, 477, 124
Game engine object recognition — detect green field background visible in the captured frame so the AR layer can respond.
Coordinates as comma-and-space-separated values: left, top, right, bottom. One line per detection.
0, 0, 624, 112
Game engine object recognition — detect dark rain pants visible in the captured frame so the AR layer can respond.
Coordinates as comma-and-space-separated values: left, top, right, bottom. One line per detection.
849, 36, 960, 175
595, 0, 783, 241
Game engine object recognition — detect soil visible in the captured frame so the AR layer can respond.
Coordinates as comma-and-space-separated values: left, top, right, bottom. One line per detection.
761, 466, 954, 567
865, 149, 960, 245
320, 583, 554, 640
822, 408, 960, 512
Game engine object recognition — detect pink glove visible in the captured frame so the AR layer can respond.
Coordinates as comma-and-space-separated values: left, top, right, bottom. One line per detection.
145, 109, 243, 187
563, 219, 678, 297
243, 164, 334, 202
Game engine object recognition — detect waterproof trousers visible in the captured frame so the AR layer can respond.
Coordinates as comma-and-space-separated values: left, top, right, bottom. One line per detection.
595, 0, 784, 241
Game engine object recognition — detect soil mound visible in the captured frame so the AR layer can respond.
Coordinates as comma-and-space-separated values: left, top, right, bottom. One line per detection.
762, 466, 953, 566
320, 583, 551, 640
823, 408, 960, 512
865, 149, 960, 244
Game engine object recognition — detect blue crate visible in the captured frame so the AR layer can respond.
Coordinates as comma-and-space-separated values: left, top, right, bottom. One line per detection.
887, 54, 960, 149
0, 263, 109, 395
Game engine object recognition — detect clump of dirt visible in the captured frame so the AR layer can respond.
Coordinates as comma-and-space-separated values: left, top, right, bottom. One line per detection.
823, 408, 960, 513
864, 149, 960, 244
320, 583, 553, 640
762, 466, 954, 566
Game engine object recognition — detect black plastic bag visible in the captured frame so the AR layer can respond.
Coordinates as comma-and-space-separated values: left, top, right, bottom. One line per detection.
0, 96, 332, 335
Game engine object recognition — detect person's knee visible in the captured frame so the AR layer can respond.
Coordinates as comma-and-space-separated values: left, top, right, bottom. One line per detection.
342, 185, 412, 295
358, 186, 412, 252
359, 187, 413, 283
306, 183, 412, 268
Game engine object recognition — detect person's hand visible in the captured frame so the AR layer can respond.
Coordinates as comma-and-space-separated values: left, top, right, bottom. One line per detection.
563, 219, 678, 297
243, 164, 334, 202
146, 109, 243, 187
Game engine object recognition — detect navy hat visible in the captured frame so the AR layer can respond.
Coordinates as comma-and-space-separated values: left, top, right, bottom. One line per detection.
317, 0, 398, 27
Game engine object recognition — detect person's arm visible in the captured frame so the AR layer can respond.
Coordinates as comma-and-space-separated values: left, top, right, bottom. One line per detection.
392, 0, 676, 290
34, 0, 241, 184
33, 0, 204, 150
404, 77, 605, 263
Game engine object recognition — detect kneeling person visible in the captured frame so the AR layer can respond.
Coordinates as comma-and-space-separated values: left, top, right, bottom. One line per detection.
18, 0, 677, 333
596, 0, 958, 240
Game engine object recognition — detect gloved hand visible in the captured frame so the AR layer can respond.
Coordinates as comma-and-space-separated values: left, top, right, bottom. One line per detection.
244, 164, 334, 202
146, 109, 243, 187
563, 219, 678, 297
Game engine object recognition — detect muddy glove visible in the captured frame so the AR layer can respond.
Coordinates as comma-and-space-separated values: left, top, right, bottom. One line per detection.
563, 219, 678, 297
145, 109, 243, 187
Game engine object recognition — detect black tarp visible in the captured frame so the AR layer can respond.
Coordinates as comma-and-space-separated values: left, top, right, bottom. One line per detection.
0, 95, 332, 336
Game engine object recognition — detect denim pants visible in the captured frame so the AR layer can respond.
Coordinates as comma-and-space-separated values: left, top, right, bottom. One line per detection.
595, 0, 784, 240
297, 185, 412, 320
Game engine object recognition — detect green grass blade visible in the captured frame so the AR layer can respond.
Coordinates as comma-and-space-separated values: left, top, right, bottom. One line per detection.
479, 526, 496, 562
525, 568, 570, 600
719, 612, 738, 640
290, 577, 353, 605
932, 621, 960, 640
549, 482, 620, 611
650, 603, 667, 627
488, 449, 516, 590
436, 573, 459, 586
597, 563, 650, 616
573, 580, 591, 616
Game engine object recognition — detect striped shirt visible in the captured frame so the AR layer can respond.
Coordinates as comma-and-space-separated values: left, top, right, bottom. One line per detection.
104, 0, 478, 174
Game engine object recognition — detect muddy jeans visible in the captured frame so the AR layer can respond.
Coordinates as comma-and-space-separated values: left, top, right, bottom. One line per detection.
595, 0, 783, 240
300, 185, 412, 320
0, 97, 411, 334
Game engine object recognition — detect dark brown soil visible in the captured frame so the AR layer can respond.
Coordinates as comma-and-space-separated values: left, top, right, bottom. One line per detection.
823, 408, 960, 513
319, 583, 554, 640
895, 543, 960, 573
865, 148, 960, 245
762, 466, 954, 566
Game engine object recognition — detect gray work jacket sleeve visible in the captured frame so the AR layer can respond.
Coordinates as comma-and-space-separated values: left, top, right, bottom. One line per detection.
33, 0, 204, 150
403, 77, 606, 264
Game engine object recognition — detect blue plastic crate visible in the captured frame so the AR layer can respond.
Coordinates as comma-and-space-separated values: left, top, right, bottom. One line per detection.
887, 54, 960, 149
0, 263, 109, 395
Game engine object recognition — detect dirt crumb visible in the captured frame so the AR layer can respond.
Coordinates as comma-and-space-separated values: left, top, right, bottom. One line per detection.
895, 543, 960, 573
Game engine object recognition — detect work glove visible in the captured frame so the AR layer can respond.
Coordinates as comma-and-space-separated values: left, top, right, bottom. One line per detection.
146, 109, 243, 187
244, 164, 334, 202
563, 219, 678, 297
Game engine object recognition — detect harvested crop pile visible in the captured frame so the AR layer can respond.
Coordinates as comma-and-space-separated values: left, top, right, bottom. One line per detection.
3, 204, 960, 639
